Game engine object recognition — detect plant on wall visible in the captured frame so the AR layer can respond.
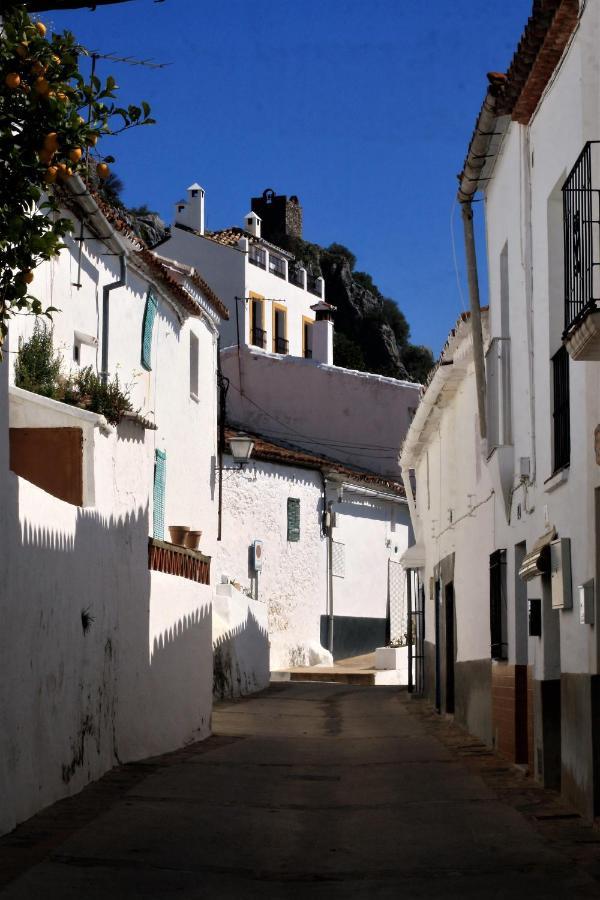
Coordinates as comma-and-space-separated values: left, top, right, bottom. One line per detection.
0, 4, 155, 355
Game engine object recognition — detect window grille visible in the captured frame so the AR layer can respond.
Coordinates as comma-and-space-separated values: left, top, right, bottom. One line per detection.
563, 142, 600, 332
249, 246, 266, 269
141, 291, 158, 371
490, 549, 507, 660
552, 345, 570, 471
287, 497, 300, 542
332, 541, 345, 578
153, 449, 166, 539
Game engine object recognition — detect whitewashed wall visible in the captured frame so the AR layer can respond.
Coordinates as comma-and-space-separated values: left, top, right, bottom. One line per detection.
222, 345, 420, 477
215, 456, 327, 669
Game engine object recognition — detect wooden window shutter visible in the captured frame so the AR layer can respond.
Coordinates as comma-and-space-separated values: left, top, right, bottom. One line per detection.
287, 497, 300, 542
153, 448, 166, 539
141, 290, 158, 371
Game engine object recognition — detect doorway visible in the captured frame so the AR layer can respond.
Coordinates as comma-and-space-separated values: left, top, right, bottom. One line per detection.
445, 583, 455, 714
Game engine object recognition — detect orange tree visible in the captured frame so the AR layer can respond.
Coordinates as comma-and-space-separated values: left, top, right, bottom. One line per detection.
0, 4, 154, 353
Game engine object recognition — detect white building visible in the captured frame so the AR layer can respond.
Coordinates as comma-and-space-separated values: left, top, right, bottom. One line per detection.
216, 428, 411, 668
402, 0, 600, 820
0, 175, 230, 836
160, 187, 325, 360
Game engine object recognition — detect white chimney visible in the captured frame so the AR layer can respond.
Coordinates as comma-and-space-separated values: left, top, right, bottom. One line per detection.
244, 211, 261, 238
174, 183, 205, 234
310, 301, 336, 366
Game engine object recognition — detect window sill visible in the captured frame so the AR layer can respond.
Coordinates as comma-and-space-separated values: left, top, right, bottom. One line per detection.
544, 466, 569, 493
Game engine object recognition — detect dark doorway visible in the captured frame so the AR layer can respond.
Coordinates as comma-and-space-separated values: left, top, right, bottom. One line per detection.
445, 583, 455, 714
434, 579, 441, 712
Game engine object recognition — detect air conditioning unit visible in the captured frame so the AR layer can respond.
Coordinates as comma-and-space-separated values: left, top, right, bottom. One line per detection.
251, 539, 264, 572
550, 537, 572, 610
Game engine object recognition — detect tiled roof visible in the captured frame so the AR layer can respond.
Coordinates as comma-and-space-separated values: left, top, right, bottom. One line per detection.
225, 427, 405, 497
199, 225, 295, 260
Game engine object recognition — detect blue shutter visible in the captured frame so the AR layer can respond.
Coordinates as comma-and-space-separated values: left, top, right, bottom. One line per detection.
287, 497, 300, 542
141, 291, 158, 371
153, 449, 166, 539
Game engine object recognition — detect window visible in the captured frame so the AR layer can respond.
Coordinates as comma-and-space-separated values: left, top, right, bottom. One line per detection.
141, 290, 158, 371
273, 304, 288, 354
303, 318, 313, 359
287, 497, 300, 542
269, 255, 286, 279
190, 331, 199, 398
563, 142, 600, 332
552, 345, 570, 471
153, 449, 166, 540
486, 337, 512, 451
250, 296, 266, 349
490, 549, 507, 660
249, 246, 266, 269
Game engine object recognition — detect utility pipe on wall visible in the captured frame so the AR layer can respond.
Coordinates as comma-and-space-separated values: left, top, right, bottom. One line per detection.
101, 254, 127, 385
461, 202, 487, 441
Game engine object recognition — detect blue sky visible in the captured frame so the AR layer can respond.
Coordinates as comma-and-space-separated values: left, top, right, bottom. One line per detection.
45, 0, 530, 355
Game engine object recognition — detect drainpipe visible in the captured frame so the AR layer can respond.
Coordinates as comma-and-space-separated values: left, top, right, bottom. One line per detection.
461, 202, 487, 441
100, 254, 127, 384
457, 76, 506, 443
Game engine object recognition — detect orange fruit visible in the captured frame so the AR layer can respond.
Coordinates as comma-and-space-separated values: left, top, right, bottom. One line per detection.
45, 166, 58, 184
69, 148, 82, 163
96, 162, 110, 180
87, 133, 99, 147
56, 92, 67, 103
21, 271, 34, 284
43, 132, 59, 151
51, 54, 61, 65
35, 21, 47, 37
34, 77, 50, 96
5, 73, 20, 89
38, 148, 54, 164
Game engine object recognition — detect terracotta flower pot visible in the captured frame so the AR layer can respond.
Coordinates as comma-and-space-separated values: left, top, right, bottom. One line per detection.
183, 530, 202, 551
168, 525, 189, 546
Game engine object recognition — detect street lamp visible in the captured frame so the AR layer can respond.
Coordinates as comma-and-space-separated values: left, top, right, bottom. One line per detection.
228, 433, 255, 466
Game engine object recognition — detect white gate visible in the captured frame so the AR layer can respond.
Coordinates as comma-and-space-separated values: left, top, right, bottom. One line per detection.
388, 560, 406, 643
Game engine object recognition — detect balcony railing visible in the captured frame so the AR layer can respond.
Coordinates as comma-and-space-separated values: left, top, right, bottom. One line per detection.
274, 336, 289, 354
269, 255, 286, 279
563, 142, 600, 333
148, 537, 210, 585
288, 265, 304, 288
306, 274, 322, 297
249, 247, 266, 269
251, 325, 266, 349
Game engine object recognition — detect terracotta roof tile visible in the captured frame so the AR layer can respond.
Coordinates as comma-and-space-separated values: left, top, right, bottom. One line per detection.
225, 427, 405, 497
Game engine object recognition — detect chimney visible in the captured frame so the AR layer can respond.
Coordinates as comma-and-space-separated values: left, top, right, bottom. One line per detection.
244, 211, 261, 238
310, 301, 336, 366
174, 183, 205, 234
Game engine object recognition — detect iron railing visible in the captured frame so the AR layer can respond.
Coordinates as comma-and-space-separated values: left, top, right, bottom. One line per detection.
563, 142, 600, 332
274, 336, 289, 354
288, 265, 304, 288
269, 255, 286, 279
249, 246, 266, 269
251, 325, 266, 349
485, 337, 512, 452
552, 344, 570, 471
306, 274, 322, 297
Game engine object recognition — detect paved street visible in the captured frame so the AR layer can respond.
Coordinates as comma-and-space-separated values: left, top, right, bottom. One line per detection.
2, 683, 600, 898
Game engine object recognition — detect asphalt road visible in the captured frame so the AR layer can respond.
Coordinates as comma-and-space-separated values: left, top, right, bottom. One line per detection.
1, 682, 600, 898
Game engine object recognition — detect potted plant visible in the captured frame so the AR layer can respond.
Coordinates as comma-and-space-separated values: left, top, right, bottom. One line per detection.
183, 530, 202, 551
168, 525, 189, 546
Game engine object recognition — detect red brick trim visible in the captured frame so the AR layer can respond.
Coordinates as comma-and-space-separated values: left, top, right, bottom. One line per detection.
148, 538, 210, 585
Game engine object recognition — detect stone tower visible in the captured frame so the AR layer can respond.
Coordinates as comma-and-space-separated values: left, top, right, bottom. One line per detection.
250, 189, 303, 245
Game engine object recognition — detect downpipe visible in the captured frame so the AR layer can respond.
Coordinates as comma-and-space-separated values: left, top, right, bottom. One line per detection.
101, 254, 127, 384
461, 201, 487, 445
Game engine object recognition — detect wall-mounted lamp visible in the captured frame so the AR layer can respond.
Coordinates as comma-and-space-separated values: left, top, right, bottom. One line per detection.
228, 433, 255, 467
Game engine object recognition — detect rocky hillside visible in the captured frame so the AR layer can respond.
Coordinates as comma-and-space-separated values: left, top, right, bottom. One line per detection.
280, 236, 434, 384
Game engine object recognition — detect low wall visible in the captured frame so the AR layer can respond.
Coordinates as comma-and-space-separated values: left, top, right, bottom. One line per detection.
213, 584, 270, 700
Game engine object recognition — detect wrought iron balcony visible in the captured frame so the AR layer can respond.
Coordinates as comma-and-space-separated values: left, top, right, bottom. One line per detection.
288, 265, 304, 288
269, 255, 286, 279
306, 274, 322, 297
563, 142, 600, 336
274, 336, 289, 354
249, 247, 266, 269
251, 326, 266, 349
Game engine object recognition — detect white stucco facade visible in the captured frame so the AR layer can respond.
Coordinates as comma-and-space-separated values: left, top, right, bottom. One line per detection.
221, 345, 421, 477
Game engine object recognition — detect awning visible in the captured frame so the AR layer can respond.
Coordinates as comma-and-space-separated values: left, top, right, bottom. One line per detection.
518, 528, 556, 581
400, 541, 426, 569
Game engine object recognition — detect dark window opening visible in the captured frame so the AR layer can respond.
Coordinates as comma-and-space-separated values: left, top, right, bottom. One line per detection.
490, 549, 508, 660
552, 345, 570, 472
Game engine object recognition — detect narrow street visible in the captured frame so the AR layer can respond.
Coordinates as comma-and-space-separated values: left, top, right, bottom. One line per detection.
2, 684, 600, 898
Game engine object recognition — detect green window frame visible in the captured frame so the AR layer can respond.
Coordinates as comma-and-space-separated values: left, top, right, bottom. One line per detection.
287, 497, 300, 542
141, 290, 158, 371
153, 448, 166, 539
